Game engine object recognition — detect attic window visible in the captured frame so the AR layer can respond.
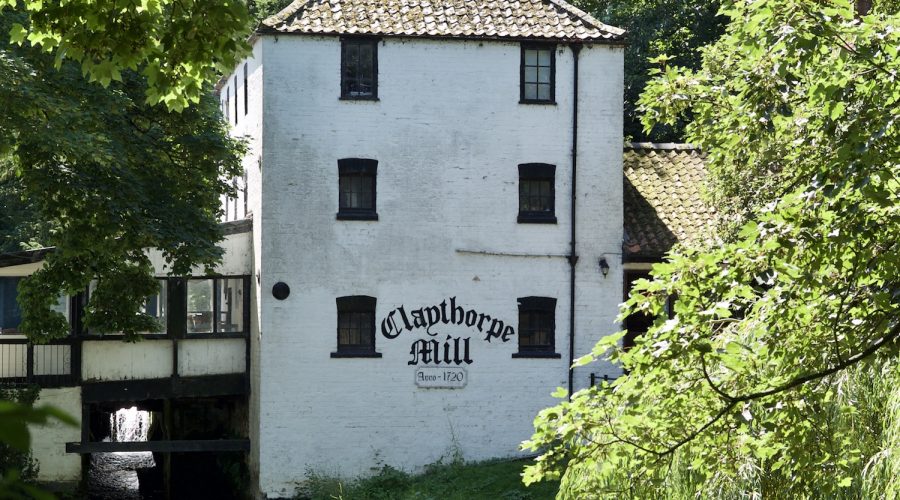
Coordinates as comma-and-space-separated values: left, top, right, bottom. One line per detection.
341, 38, 378, 100
520, 44, 555, 104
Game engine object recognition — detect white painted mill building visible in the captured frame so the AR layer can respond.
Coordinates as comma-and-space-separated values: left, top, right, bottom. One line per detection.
0, 0, 627, 497
217, 0, 625, 495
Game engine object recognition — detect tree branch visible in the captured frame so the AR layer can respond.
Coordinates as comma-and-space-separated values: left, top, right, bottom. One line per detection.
700, 353, 737, 401
643, 320, 900, 458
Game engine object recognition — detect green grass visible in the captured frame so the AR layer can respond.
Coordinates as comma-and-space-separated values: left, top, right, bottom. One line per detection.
297, 458, 560, 500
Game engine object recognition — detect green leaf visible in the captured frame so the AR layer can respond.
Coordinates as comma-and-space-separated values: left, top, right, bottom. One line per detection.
9, 22, 26, 44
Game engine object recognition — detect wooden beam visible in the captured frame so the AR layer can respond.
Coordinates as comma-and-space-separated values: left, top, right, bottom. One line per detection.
65, 439, 250, 454
81, 373, 248, 403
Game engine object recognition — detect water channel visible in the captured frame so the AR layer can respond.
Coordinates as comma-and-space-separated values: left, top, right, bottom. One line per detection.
87, 407, 162, 499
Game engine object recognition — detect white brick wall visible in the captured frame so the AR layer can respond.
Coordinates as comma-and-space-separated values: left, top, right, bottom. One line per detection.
30, 387, 82, 485
223, 35, 623, 497
221, 40, 266, 490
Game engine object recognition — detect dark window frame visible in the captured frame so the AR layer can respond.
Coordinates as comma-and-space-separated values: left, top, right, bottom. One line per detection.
185, 276, 251, 337
340, 37, 379, 101
622, 269, 675, 352
332, 295, 381, 358
0, 277, 23, 335
233, 76, 239, 125
520, 44, 556, 104
76, 276, 251, 340
513, 296, 560, 358
517, 163, 557, 224
337, 158, 378, 221
242, 169, 248, 218
623, 270, 652, 351
243, 63, 249, 116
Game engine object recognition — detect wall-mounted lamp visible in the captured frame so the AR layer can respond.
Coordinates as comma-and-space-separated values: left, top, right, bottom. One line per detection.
599, 258, 610, 278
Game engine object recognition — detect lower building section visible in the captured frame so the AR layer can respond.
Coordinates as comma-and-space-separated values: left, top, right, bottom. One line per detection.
253, 266, 622, 497
29, 386, 83, 487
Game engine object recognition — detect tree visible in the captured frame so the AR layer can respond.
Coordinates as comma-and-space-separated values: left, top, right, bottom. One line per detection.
524, 0, 900, 497
0, 0, 251, 111
0, 176, 49, 253
249, 0, 295, 24
1, 10, 246, 341
572, 0, 727, 141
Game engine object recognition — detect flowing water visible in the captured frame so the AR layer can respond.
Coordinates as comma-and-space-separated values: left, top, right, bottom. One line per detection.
87, 407, 162, 499
111, 407, 150, 442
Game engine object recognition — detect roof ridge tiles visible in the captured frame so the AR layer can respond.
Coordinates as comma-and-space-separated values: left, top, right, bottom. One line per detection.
259, 0, 625, 42
625, 142, 701, 151
544, 0, 624, 37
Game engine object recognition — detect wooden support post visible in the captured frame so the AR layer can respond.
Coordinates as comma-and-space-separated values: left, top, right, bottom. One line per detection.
70, 339, 82, 385
25, 343, 34, 383
163, 398, 173, 500
80, 403, 90, 490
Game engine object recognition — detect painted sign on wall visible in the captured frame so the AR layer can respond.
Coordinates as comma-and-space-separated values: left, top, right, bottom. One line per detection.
380, 296, 515, 366
414, 367, 467, 388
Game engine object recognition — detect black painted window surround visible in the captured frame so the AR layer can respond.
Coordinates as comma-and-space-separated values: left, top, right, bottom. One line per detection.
513, 296, 560, 358
77, 276, 250, 338
518, 163, 557, 223
520, 44, 555, 104
243, 63, 249, 116
341, 38, 378, 100
0, 277, 22, 333
332, 295, 381, 358
337, 158, 378, 220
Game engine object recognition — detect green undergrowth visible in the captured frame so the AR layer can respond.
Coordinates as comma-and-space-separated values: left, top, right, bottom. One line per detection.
296, 458, 560, 500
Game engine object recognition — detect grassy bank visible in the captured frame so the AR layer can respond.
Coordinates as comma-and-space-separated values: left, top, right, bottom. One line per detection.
298, 458, 559, 500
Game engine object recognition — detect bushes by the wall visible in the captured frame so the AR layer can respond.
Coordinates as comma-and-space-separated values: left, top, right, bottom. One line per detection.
0, 384, 41, 483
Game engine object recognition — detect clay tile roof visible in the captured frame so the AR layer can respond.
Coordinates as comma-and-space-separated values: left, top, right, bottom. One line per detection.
623, 143, 717, 262
260, 0, 625, 42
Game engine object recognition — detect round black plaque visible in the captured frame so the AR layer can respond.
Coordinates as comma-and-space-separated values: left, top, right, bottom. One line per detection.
272, 282, 290, 300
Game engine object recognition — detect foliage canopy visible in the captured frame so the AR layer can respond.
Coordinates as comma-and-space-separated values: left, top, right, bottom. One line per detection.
0, 0, 252, 111
572, 0, 727, 141
0, 11, 246, 341
525, 0, 900, 497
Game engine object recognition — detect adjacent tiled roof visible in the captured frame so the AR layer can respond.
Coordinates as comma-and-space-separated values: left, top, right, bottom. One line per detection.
260, 0, 625, 42
623, 143, 716, 262
0, 247, 53, 268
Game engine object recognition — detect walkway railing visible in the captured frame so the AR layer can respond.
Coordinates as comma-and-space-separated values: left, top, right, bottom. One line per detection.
0, 336, 79, 388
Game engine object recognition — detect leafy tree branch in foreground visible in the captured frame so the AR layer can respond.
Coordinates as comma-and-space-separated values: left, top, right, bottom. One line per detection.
524, 1, 900, 497
0, 0, 252, 111
571, 0, 727, 141
0, 11, 246, 342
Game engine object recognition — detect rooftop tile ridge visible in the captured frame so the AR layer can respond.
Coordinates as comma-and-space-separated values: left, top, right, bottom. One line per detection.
544, 0, 625, 38
260, 0, 316, 29
625, 142, 701, 151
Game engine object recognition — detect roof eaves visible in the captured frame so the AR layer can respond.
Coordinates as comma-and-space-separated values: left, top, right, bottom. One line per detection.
253, 28, 626, 45
622, 251, 667, 263
0, 247, 53, 269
